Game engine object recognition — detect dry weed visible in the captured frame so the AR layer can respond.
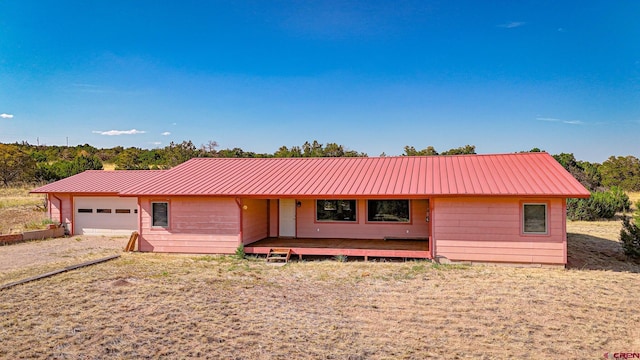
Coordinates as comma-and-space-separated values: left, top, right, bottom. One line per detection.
0, 185, 48, 234
1, 253, 639, 359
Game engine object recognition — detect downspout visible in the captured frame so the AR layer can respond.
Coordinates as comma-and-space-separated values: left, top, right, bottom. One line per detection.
137, 198, 142, 252
562, 198, 568, 266
50, 194, 67, 235
235, 197, 243, 245
47, 194, 52, 220
429, 199, 435, 260
50, 194, 63, 224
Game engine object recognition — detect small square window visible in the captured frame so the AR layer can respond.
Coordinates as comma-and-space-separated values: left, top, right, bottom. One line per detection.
523, 204, 547, 234
152, 202, 169, 228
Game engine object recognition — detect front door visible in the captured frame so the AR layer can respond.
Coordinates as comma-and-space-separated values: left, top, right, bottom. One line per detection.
279, 199, 296, 237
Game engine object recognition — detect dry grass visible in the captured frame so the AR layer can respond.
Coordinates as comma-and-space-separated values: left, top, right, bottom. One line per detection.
567, 220, 640, 272
0, 235, 129, 285
0, 185, 48, 234
0, 185, 45, 209
1, 254, 639, 359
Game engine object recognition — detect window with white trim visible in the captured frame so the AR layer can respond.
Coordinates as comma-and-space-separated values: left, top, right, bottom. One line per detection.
523, 203, 547, 234
152, 202, 169, 228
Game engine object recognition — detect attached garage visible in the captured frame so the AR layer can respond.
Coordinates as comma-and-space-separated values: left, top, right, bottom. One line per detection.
30, 170, 162, 237
73, 196, 138, 235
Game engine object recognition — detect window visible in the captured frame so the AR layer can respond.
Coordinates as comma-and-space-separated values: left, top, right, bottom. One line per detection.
368, 200, 410, 222
78, 208, 93, 213
115, 209, 131, 214
316, 200, 356, 222
523, 203, 547, 234
96, 209, 112, 214
152, 202, 169, 227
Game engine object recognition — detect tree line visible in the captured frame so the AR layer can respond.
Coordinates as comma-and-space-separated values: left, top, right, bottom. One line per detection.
1, 141, 640, 195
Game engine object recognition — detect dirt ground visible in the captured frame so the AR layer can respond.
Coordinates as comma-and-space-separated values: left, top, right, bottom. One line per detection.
0, 235, 128, 284
1, 253, 639, 359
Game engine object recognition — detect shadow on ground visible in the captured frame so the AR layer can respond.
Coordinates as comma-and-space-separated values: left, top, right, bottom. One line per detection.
567, 233, 640, 273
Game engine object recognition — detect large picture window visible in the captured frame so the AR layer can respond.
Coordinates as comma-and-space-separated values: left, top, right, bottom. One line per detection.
316, 200, 357, 222
152, 202, 169, 228
367, 200, 410, 222
523, 203, 547, 234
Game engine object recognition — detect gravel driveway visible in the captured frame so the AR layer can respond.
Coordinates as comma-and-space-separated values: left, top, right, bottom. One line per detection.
0, 235, 128, 273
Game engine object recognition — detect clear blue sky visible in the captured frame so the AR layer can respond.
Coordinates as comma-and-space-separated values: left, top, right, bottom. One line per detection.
1, 1, 638, 162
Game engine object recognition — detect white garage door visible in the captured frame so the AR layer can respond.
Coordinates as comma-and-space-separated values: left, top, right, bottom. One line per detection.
74, 197, 138, 235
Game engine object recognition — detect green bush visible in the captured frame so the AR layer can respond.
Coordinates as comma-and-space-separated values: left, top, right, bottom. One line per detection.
567, 187, 631, 221
608, 186, 631, 212
234, 243, 245, 260
620, 216, 640, 259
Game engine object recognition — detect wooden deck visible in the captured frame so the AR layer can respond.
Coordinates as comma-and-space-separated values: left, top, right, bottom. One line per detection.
244, 237, 431, 260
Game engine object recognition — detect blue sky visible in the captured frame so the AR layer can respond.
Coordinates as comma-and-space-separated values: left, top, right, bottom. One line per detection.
0, 1, 638, 162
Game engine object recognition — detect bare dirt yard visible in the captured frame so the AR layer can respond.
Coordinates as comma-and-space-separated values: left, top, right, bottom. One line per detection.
0, 190, 639, 359
0, 235, 129, 284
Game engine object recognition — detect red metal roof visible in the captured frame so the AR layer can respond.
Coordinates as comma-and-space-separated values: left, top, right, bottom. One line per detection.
31, 170, 163, 194
119, 153, 590, 198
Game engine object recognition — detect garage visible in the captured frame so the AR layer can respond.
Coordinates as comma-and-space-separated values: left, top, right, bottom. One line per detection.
73, 196, 138, 235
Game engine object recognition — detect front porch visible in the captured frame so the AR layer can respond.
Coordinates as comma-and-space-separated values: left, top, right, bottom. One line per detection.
244, 237, 431, 260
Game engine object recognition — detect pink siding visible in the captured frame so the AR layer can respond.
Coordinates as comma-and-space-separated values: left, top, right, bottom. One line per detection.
268, 199, 278, 237
241, 198, 268, 244
48, 193, 72, 233
138, 196, 241, 254
296, 199, 430, 239
432, 197, 566, 264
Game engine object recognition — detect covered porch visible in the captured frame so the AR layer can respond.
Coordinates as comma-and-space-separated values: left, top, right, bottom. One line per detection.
244, 237, 431, 260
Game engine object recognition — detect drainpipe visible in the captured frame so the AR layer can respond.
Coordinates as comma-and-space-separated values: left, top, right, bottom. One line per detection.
50, 194, 68, 235
235, 197, 243, 246
429, 200, 435, 260
137, 198, 142, 252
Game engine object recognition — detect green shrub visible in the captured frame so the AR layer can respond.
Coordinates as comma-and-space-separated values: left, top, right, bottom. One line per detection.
567, 187, 631, 221
235, 243, 245, 260
620, 216, 640, 259
608, 186, 631, 212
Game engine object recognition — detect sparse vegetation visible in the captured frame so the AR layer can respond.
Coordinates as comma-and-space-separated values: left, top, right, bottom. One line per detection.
1, 246, 639, 359
0, 185, 48, 234
23, 218, 55, 230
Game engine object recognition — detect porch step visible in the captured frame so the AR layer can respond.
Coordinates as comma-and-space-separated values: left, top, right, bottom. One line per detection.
266, 248, 292, 263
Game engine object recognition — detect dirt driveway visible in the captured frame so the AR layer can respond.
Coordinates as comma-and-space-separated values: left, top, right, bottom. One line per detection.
0, 236, 128, 280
